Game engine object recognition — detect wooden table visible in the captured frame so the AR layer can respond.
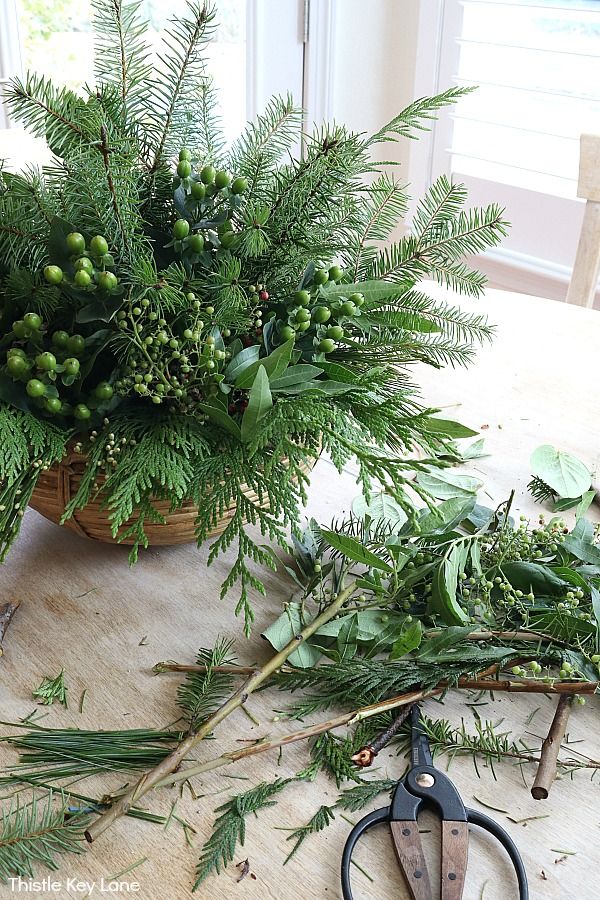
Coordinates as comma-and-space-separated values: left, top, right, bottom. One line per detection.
2, 287, 599, 900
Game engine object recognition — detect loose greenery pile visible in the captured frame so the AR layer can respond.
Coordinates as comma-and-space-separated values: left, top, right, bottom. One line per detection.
1, 487, 598, 888
0, 0, 507, 627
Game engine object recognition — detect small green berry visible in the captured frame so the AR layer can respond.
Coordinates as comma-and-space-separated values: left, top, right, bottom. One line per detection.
90, 235, 109, 257
44, 265, 63, 285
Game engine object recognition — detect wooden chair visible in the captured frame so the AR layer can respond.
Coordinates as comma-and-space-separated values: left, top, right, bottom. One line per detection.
566, 133, 600, 308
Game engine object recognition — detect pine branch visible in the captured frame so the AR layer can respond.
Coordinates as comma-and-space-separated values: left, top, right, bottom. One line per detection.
85, 581, 360, 842
0, 791, 89, 882
282, 804, 336, 863
93, 0, 151, 116
193, 778, 294, 889
177, 639, 237, 731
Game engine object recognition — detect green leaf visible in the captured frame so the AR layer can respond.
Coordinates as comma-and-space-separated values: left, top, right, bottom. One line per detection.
235, 339, 294, 388
418, 496, 476, 534
351, 492, 408, 531
224, 345, 260, 383
261, 603, 321, 668
575, 490, 596, 520
390, 620, 423, 659
336, 613, 358, 662
429, 545, 469, 625
500, 562, 568, 597
269, 365, 324, 390
316, 610, 404, 642
416, 470, 482, 500
321, 280, 405, 303
417, 626, 475, 658
76, 294, 123, 323
421, 417, 479, 438
240, 366, 272, 443
590, 585, 600, 651
0, 374, 32, 412
530, 445, 591, 499
318, 361, 360, 383
320, 530, 393, 572
198, 403, 241, 440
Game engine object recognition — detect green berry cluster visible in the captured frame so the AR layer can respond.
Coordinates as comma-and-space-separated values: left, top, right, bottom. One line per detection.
262, 264, 365, 358
170, 149, 247, 268
112, 291, 228, 406
43, 232, 119, 293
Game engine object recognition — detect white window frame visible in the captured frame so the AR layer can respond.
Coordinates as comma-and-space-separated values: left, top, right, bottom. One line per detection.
409, 0, 593, 301
0, 1, 305, 141
0, 0, 22, 130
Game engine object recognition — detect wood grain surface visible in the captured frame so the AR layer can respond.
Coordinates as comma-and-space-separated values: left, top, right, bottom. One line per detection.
1, 287, 599, 900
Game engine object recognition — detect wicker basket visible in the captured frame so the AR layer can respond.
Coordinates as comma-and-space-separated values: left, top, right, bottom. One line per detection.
29, 449, 311, 546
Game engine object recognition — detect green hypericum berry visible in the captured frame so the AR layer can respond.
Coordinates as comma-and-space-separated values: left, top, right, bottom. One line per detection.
279, 325, 296, 341
312, 306, 331, 324
90, 235, 109, 257
177, 159, 192, 178
183, 328, 194, 340
74, 403, 91, 420
349, 292, 365, 306
6, 355, 29, 377
12, 320, 28, 339
36, 352, 57, 372
314, 268, 329, 285
97, 271, 118, 291
214, 170, 230, 189
74, 270, 92, 288
188, 233, 205, 253
52, 330, 69, 348
200, 165, 216, 184
45, 396, 62, 414
295, 308, 310, 323
327, 325, 344, 340
179, 148, 192, 161
66, 232, 86, 255
328, 265, 343, 282
296, 320, 310, 332
231, 176, 247, 194
75, 257, 94, 274
26, 378, 45, 398
190, 180, 206, 200
318, 338, 335, 353
44, 265, 63, 285
94, 382, 114, 401
63, 357, 80, 376
219, 231, 236, 249
339, 300, 356, 316
205, 307, 215, 316
173, 219, 190, 240
67, 334, 85, 355
591, 654, 600, 664
294, 289, 311, 307
23, 312, 42, 331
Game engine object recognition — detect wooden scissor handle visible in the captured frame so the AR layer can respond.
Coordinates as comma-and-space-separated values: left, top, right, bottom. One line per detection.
390, 820, 433, 900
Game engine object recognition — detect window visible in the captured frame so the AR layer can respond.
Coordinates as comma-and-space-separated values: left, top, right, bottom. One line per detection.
415, 0, 600, 298
0, 0, 305, 160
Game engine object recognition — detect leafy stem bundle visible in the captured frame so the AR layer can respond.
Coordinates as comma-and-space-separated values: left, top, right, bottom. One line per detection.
0, 0, 507, 628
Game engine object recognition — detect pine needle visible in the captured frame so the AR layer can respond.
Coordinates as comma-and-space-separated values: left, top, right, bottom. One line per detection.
32, 670, 68, 708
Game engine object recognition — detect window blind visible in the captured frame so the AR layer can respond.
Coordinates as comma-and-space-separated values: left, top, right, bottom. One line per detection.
445, 0, 600, 199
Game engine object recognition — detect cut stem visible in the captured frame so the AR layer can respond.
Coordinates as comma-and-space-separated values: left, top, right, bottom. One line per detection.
531, 695, 574, 800
0, 599, 21, 658
85, 581, 359, 843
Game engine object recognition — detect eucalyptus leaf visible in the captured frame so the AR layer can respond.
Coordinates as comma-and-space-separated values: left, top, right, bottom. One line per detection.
500, 562, 568, 597
530, 445, 591, 499
269, 365, 324, 390
429, 548, 469, 625
224, 345, 260, 382
417, 470, 482, 500
351, 492, 407, 531
261, 603, 321, 668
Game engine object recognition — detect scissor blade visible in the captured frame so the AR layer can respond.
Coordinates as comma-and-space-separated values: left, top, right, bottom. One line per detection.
411, 705, 434, 768
389, 820, 433, 900
441, 820, 469, 900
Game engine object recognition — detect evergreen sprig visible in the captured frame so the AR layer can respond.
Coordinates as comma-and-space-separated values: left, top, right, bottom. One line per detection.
193, 777, 294, 890
177, 639, 237, 730
0, 791, 89, 882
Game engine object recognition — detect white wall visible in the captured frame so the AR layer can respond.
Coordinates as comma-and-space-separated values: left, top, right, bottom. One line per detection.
326, 0, 420, 174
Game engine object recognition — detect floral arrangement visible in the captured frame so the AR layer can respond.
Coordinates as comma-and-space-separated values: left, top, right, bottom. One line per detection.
0, 0, 506, 627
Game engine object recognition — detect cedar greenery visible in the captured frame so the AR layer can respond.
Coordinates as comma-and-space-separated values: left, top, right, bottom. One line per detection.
0, 1, 507, 629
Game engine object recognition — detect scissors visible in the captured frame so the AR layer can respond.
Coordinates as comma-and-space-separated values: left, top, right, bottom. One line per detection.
341, 705, 529, 899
